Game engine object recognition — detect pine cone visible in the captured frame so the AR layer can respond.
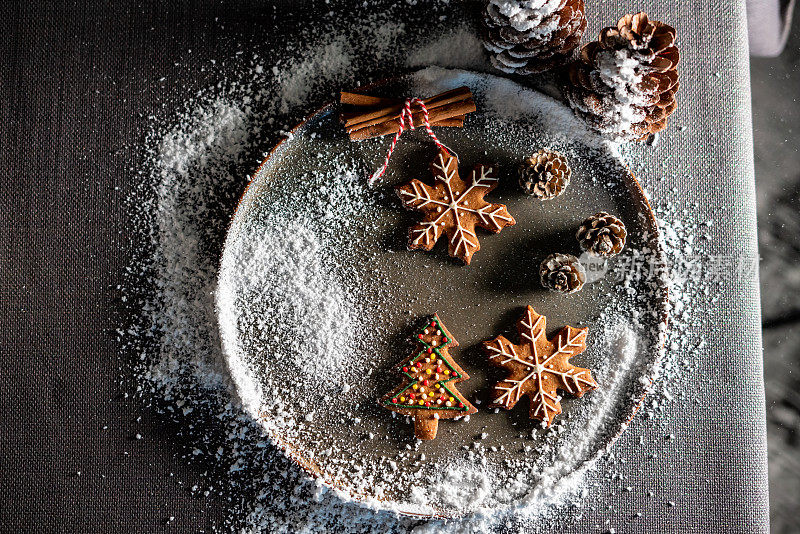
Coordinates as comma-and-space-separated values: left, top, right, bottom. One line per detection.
518, 149, 571, 199
481, 0, 587, 75
564, 12, 680, 141
576, 212, 627, 257
539, 253, 586, 294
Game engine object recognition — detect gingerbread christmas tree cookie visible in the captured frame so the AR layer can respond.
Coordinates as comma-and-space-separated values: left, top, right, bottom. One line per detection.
381, 315, 477, 440
482, 306, 597, 426
396, 148, 515, 264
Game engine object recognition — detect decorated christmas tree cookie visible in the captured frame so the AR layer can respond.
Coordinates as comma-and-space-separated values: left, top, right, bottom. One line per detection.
381, 315, 477, 440
483, 306, 597, 426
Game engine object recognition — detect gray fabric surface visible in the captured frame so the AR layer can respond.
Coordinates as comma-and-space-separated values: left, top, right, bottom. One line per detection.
567, 2, 770, 530
0, 0, 769, 532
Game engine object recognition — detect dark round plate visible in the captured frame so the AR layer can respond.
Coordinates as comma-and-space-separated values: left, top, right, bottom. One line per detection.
217, 68, 667, 517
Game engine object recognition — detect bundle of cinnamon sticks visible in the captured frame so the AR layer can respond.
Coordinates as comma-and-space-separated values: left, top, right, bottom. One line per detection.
339, 86, 476, 141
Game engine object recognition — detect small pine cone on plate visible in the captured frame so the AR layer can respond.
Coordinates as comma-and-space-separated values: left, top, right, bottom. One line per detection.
540, 253, 586, 294
576, 211, 627, 257
519, 149, 571, 199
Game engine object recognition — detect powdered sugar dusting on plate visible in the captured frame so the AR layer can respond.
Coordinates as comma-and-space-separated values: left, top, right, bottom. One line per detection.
218, 166, 373, 392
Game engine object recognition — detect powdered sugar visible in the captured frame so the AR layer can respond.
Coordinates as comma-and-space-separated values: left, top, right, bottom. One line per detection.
415, 461, 495, 510
592, 48, 652, 133
218, 223, 356, 384
407, 27, 487, 71
272, 21, 402, 116
139, 99, 250, 395
490, 0, 565, 33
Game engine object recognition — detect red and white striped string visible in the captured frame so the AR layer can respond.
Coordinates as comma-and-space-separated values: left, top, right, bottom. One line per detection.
368, 97, 456, 186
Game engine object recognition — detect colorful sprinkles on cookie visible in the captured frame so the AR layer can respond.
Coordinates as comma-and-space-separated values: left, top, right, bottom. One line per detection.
381, 314, 477, 440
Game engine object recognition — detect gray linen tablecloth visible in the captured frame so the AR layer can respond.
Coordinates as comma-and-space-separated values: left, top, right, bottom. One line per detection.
0, 0, 769, 531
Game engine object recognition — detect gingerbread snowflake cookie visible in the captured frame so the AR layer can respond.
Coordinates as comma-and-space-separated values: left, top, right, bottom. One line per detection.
482, 306, 597, 426
396, 148, 515, 264
381, 314, 477, 440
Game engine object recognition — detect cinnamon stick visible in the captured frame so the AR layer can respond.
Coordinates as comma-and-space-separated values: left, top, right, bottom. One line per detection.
349, 99, 475, 141
341, 110, 464, 128
434, 117, 464, 127
339, 92, 400, 107
339, 86, 475, 141
344, 86, 471, 131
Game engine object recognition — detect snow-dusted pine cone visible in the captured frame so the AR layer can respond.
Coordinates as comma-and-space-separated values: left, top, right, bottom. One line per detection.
539, 253, 586, 294
564, 12, 680, 141
576, 212, 627, 257
518, 149, 571, 199
481, 0, 587, 75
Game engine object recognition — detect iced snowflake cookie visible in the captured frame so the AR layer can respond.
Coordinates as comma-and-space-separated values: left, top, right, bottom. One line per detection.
482, 306, 598, 426
381, 314, 477, 440
396, 148, 515, 265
